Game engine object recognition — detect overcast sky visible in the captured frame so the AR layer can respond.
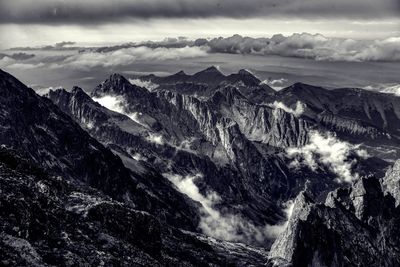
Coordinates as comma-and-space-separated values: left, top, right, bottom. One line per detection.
0, 0, 399, 48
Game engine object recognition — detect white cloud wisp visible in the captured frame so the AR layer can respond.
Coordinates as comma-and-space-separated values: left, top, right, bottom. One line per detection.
286, 130, 368, 183
163, 173, 293, 244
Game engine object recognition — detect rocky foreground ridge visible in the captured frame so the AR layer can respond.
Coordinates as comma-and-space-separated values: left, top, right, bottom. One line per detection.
269, 160, 400, 267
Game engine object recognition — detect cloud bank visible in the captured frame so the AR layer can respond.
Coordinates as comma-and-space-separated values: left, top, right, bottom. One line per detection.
86, 33, 400, 62
1, 0, 398, 24
204, 34, 400, 62
57, 46, 207, 70
77, 34, 400, 62
286, 131, 368, 183
163, 173, 293, 244
9, 33, 400, 64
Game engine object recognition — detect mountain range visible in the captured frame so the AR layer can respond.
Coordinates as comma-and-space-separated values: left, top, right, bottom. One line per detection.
1, 67, 400, 266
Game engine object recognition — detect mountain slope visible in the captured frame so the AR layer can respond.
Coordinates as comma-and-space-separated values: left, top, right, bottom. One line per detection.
0, 69, 200, 230
0, 146, 270, 267
0, 69, 275, 266
50, 73, 380, 249
273, 83, 400, 160
269, 161, 400, 266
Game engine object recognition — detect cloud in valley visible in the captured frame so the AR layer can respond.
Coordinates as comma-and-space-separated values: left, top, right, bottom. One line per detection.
163, 172, 293, 244
91, 94, 144, 125
269, 101, 305, 117
262, 78, 288, 90
129, 79, 159, 91
286, 130, 368, 183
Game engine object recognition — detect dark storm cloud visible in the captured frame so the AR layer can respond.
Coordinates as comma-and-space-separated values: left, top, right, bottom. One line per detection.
0, 0, 398, 24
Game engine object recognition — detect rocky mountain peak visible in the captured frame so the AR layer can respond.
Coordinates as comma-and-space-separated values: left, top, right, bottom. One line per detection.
71, 86, 87, 96
200, 66, 223, 74
381, 159, 400, 206
175, 70, 186, 76
92, 73, 148, 98
0, 68, 32, 96
109, 73, 129, 83
69, 86, 94, 103
232, 69, 261, 86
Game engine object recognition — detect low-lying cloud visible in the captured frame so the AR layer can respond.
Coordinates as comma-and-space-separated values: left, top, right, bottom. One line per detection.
91, 94, 143, 125
164, 172, 293, 244
364, 83, 400, 96
269, 101, 305, 117
286, 130, 368, 183
89, 33, 400, 62
205, 34, 400, 62
0, 52, 35, 60
129, 78, 159, 91
9, 41, 77, 51
57, 46, 207, 70
8, 34, 400, 66
262, 78, 288, 90
0, 52, 39, 70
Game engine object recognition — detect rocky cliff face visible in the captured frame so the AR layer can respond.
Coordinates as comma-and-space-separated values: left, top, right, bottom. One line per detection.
0, 69, 200, 231
140, 70, 400, 161
2, 66, 399, 266
0, 69, 273, 266
381, 160, 400, 206
269, 163, 400, 267
273, 83, 400, 160
0, 147, 269, 267
49, 73, 346, 242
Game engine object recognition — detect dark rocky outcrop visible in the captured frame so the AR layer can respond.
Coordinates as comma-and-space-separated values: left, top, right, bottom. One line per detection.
381, 159, 400, 207
269, 164, 400, 267
0, 146, 269, 266
0, 69, 200, 231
